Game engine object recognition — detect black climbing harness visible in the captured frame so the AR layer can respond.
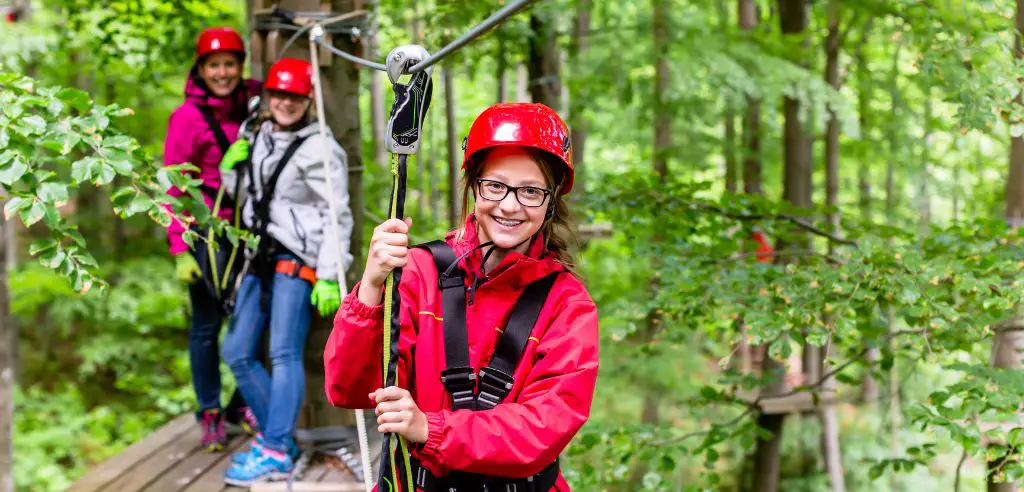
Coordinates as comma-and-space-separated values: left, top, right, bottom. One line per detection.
408, 240, 562, 492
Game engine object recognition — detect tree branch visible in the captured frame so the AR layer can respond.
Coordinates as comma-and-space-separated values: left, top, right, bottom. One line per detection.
691, 201, 859, 247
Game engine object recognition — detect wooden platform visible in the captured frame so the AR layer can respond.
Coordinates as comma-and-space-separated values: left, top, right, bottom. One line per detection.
68, 414, 364, 492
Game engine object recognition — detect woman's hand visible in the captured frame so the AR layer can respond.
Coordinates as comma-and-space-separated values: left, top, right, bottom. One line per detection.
370, 386, 428, 444
358, 218, 411, 305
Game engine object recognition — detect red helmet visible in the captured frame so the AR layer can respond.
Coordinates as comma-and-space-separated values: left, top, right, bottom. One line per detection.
463, 103, 575, 194
196, 27, 246, 59
265, 58, 313, 97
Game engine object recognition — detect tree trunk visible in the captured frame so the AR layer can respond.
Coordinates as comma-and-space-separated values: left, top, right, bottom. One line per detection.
368, 0, 388, 170
652, 0, 671, 179
444, 63, 460, 229
739, 0, 762, 195
752, 3, 810, 490
0, 191, 12, 492
989, 4, 1024, 490
725, 106, 738, 194
918, 92, 932, 238
515, 63, 529, 102
528, 9, 562, 111
886, 40, 903, 492
496, 35, 507, 103
855, 24, 880, 403
568, 0, 592, 196
820, 5, 846, 490
629, 1, 672, 485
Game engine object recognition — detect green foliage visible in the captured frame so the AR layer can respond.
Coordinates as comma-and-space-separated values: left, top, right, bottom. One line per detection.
11, 258, 197, 490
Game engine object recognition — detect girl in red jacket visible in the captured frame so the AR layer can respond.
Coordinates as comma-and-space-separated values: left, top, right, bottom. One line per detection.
325, 103, 599, 491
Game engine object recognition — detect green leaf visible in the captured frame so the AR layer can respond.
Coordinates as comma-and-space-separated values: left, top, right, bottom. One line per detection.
28, 238, 58, 255
0, 127, 8, 149
71, 156, 97, 182
39, 247, 66, 269
21, 114, 46, 133
37, 182, 69, 205
0, 152, 28, 185
56, 87, 91, 113
3, 196, 25, 220
19, 199, 45, 226
699, 385, 718, 400
95, 163, 116, 185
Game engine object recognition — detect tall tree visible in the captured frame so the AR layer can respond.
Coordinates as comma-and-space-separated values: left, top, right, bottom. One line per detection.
739, 0, 762, 195
988, 2, 1024, 490
720, 0, 737, 194
368, 0, 388, 170
856, 22, 880, 404
445, 61, 460, 228
752, 2, 810, 490
568, 0, 592, 194
528, 8, 562, 111
0, 199, 11, 492
821, 3, 846, 490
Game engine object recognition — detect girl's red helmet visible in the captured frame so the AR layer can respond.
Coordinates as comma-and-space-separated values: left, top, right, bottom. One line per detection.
265, 58, 313, 97
463, 103, 575, 194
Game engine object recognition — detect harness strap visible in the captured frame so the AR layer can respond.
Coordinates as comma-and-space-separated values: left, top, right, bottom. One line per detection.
420, 240, 476, 411
478, 272, 559, 410
410, 456, 560, 492
197, 105, 232, 155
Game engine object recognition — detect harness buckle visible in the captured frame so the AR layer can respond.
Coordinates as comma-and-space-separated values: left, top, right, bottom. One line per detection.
440, 367, 477, 411
476, 367, 514, 410
438, 271, 464, 290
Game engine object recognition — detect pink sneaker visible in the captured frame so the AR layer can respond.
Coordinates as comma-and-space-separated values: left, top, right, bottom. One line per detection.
239, 406, 260, 436
200, 409, 227, 452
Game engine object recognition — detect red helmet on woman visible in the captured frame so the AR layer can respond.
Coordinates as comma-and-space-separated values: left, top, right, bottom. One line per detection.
463, 103, 575, 194
196, 27, 246, 59
265, 58, 313, 97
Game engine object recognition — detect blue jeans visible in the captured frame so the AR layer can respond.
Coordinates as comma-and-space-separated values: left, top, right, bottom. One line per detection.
187, 275, 243, 416
222, 262, 313, 453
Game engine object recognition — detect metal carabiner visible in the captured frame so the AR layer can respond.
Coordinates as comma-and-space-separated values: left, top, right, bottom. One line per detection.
385, 44, 432, 84
384, 45, 434, 155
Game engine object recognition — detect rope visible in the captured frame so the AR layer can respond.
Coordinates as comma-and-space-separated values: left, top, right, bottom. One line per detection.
308, 29, 373, 492
274, 0, 538, 76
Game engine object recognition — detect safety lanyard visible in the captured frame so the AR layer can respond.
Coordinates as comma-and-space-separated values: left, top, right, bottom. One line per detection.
378, 45, 434, 492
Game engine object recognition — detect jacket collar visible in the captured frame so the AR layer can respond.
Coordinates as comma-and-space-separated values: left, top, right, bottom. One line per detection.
445, 214, 563, 290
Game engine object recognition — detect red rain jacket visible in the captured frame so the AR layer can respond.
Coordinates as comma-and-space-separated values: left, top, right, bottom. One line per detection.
324, 215, 599, 491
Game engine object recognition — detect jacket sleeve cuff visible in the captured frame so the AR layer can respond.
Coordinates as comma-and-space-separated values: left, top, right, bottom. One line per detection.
342, 281, 385, 320
420, 411, 446, 463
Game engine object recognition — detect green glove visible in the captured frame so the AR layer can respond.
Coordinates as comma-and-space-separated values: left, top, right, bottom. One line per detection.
311, 280, 341, 318
219, 139, 250, 171
175, 253, 202, 284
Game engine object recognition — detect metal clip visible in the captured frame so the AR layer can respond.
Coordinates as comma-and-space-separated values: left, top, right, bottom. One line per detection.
385, 45, 434, 155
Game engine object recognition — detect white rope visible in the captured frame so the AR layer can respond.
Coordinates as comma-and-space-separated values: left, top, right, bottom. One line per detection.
309, 28, 374, 492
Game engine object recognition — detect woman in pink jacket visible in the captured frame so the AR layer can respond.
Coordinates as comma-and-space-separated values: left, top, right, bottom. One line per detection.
163, 26, 262, 452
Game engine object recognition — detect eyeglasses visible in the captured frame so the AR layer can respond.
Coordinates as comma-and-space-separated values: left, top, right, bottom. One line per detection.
474, 178, 552, 208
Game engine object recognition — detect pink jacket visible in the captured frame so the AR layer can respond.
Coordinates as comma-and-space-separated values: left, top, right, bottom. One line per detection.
162, 74, 261, 255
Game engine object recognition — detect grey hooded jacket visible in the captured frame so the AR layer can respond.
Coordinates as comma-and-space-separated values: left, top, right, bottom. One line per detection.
225, 119, 353, 282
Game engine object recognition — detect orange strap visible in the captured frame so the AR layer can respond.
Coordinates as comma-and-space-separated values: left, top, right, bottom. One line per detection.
275, 259, 317, 285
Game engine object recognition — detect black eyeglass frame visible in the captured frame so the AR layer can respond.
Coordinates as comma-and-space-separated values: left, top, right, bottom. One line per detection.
473, 178, 553, 208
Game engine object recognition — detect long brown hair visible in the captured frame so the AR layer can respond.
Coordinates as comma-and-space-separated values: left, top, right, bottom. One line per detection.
458, 147, 578, 270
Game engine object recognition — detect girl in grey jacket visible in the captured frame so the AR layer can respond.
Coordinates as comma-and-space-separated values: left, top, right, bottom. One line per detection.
217, 57, 352, 486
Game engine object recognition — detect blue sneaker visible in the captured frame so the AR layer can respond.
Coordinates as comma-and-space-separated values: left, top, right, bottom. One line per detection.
223, 448, 293, 487
231, 435, 264, 466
